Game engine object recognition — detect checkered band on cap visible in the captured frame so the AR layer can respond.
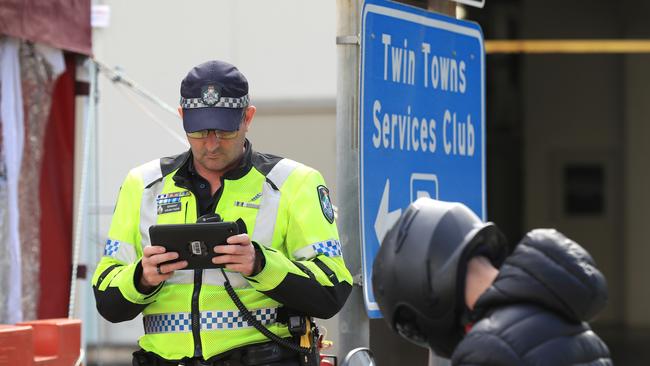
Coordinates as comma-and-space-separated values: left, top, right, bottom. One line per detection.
312, 240, 342, 257
181, 94, 250, 109
143, 307, 277, 334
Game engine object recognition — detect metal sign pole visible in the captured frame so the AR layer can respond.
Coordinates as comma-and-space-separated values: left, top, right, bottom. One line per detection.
335, 0, 368, 361
427, 0, 456, 15
338, 0, 471, 364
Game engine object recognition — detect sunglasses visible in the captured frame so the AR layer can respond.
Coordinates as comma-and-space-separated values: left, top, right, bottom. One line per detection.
186, 129, 239, 139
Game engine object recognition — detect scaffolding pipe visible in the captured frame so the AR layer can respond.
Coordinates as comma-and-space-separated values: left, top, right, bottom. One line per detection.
92, 59, 179, 118
68, 61, 98, 319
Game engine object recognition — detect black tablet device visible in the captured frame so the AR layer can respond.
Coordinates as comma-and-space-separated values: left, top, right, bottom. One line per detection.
148, 222, 239, 270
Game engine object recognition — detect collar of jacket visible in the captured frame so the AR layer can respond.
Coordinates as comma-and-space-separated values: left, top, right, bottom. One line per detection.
172, 139, 254, 187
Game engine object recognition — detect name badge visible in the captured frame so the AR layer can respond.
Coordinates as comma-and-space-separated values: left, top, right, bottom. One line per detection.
156, 191, 190, 215
158, 202, 182, 214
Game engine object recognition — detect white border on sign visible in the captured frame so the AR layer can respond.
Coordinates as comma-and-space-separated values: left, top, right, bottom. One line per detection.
452, 0, 486, 9
359, 3, 486, 314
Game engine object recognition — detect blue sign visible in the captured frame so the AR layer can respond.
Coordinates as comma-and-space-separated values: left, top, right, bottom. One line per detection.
359, 0, 486, 318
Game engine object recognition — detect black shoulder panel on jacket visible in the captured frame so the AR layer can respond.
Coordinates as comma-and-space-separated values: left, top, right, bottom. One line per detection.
92, 263, 155, 323
161, 150, 191, 177
93, 286, 148, 323
262, 272, 352, 319
251, 151, 283, 176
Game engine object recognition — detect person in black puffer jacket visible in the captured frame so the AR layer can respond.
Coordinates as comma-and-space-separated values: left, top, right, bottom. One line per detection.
373, 198, 612, 366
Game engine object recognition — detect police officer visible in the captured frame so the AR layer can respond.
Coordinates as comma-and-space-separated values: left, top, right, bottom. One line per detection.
92, 60, 352, 366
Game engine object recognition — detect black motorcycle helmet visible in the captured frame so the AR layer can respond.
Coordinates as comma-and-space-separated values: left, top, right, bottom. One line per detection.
372, 198, 512, 357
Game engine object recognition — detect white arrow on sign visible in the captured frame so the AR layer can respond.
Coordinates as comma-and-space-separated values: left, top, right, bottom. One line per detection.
374, 179, 403, 244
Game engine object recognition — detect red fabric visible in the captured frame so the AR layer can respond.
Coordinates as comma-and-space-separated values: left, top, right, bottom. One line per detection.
0, 0, 92, 55
37, 55, 75, 319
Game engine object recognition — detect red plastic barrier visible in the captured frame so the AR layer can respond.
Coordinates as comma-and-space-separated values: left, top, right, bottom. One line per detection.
17, 318, 81, 366
0, 325, 34, 365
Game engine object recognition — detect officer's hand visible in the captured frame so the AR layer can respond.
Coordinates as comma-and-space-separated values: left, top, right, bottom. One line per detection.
140, 245, 188, 291
213, 234, 259, 276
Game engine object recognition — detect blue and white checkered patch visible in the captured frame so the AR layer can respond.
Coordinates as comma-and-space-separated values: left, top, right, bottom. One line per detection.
156, 197, 181, 204
143, 308, 277, 334
156, 192, 190, 202
143, 313, 192, 334
201, 308, 277, 331
104, 239, 120, 257
312, 240, 342, 257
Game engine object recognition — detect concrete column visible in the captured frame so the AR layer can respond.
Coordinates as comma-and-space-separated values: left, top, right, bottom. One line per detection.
623, 54, 650, 327
335, 0, 369, 361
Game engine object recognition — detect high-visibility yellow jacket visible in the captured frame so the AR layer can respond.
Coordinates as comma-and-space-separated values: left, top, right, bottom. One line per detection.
92, 143, 352, 360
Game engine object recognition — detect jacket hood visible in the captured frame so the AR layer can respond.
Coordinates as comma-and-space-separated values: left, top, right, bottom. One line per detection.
474, 229, 608, 322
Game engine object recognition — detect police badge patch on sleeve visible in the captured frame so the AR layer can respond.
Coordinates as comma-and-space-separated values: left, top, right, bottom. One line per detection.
317, 185, 335, 224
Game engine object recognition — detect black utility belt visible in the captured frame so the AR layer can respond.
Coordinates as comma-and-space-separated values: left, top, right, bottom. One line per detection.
133, 339, 299, 366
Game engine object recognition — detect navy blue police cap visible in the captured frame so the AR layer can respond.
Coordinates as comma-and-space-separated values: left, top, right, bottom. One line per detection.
180, 60, 249, 132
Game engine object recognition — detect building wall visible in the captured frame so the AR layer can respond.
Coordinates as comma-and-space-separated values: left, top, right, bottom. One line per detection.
523, 52, 624, 324
522, 0, 624, 324
92, 0, 338, 201
624, 59, 650, 326
622, 0, 650, 329
521, 0, 650, 327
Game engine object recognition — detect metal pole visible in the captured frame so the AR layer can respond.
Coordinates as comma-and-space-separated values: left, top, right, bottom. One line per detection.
92, 59, 179, 118
427, 0, 456, 16
69, 60, 98, 319
335, 0, 368, 361
336, 1, 455, 364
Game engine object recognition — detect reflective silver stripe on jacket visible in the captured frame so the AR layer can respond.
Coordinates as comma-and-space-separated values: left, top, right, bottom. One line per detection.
135, 159, 164, 248
143, 307, 278, 334
103, 238, 137, 263
165, 268, 251, 289
252, 159, 301, 246
292, 239, 343, 260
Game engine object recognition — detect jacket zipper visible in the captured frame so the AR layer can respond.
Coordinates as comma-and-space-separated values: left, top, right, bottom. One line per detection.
186, 199, 203, 358
192, 269, 203, 357
173, 179, 205, 358
177, 178, 226, 358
